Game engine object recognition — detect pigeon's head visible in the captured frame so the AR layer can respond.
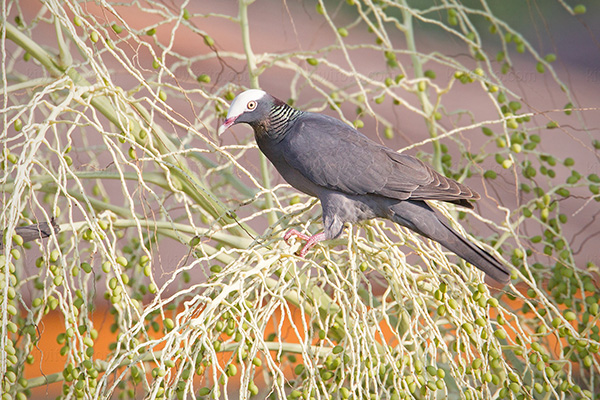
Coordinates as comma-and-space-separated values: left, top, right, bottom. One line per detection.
218, 89, 275, 135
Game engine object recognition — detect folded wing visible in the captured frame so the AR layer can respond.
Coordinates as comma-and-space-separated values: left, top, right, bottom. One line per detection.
281, 113, 479, 208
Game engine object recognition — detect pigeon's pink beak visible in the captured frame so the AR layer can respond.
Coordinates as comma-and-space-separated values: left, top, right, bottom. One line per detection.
218, 116, 237, 135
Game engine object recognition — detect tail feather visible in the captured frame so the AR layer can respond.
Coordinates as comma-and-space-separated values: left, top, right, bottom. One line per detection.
390, 201, 510, 284
435, 217, 510, 284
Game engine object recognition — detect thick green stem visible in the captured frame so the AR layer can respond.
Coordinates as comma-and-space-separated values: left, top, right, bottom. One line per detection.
238, 0, 278, 228
25, 338, 340, 390
239, 0, 259, 90
26, 350, 164, 389
3, 21, 62, 76
400, 4, 443, 172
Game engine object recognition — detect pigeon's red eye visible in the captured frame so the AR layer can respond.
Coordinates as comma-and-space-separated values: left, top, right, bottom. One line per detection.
247, 100, 257, 110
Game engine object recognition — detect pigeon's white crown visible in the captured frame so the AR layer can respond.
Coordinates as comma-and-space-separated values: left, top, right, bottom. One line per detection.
226, 89, 267, 119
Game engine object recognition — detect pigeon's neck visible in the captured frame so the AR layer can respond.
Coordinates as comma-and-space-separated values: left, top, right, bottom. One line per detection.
266, 100, 303, 138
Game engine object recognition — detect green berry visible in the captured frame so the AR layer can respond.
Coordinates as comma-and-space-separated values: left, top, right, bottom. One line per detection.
536, 62, 545, 74
564, 310, 576, 321
462, 322, 474, 335
564, 102, 573, 115
508, 101, 521, 112
248, 381, 258, 396
494, 329, 506, 340
384, 127, 394, 139
424, 70, 436, 79
196, 74, 211, 84
102, 261, 111, 273
226, 363, 237, 377
14, 118, 23, 132
204, 35, 215, 47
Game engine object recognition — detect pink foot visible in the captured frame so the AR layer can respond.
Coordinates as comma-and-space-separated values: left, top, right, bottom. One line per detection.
283, 229, 326, 257
283, 229, 311, 243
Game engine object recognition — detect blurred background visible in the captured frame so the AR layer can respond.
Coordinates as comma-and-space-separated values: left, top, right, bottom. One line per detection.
2, 0, 599, 398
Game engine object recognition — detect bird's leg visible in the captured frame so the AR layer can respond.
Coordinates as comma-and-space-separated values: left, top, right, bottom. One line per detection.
283, 229, 327, 257
298, 232, 326, 257
283, 229, 311, 243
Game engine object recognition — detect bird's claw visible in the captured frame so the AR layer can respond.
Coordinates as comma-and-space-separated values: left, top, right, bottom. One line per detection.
283, 230, 326, 257
283, 229, 311, 244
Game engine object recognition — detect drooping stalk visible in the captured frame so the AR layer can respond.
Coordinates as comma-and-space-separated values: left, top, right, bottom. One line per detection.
3, 21, 251, 237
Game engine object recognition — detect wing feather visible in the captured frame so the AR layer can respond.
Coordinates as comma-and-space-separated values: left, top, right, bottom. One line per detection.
280, 113, 479, 208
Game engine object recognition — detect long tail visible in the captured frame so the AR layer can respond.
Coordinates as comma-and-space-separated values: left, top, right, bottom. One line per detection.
390, 201, 510, 284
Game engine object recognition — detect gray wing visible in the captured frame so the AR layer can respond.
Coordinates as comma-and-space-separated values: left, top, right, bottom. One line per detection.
281, 113, 479, 208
